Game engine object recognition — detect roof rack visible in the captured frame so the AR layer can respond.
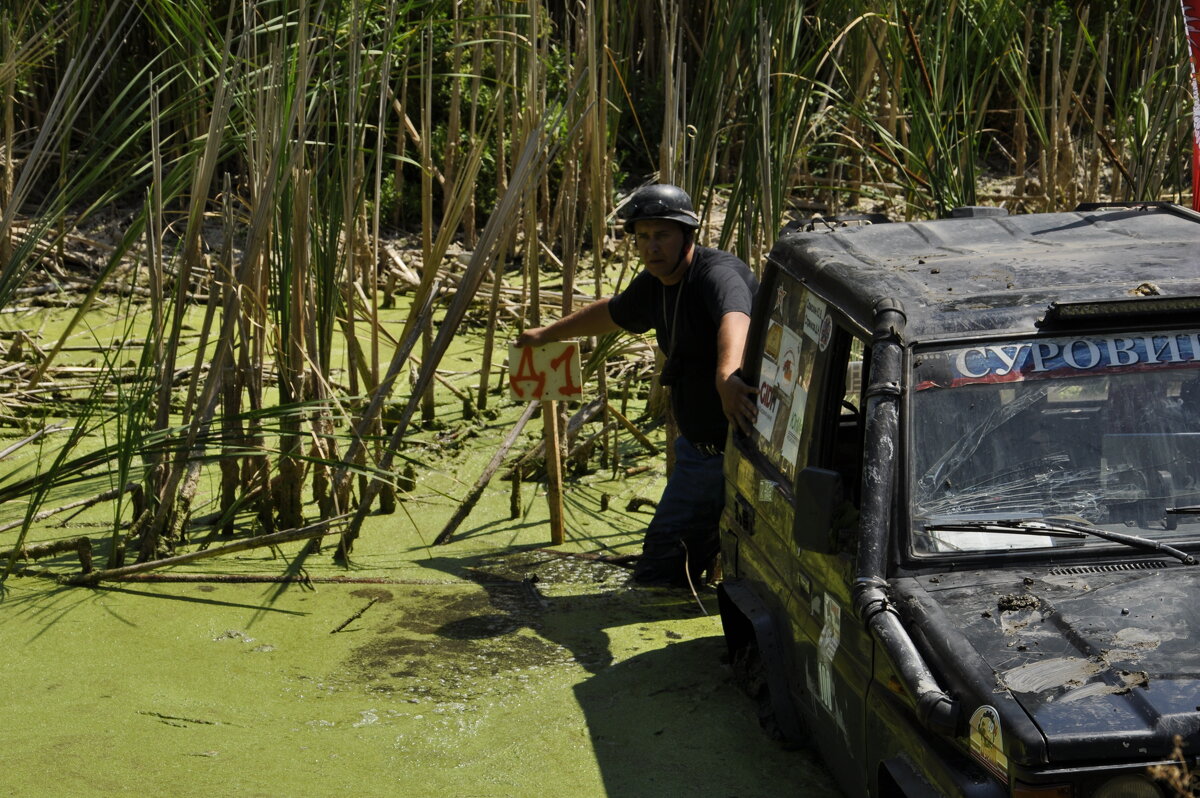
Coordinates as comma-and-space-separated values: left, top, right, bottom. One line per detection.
781, 212, 891, 236
1074, 201, 1200, 224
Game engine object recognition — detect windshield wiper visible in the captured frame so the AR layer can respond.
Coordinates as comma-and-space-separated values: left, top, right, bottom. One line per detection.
923, 518, 1196, 565
925, 519, 1085, 538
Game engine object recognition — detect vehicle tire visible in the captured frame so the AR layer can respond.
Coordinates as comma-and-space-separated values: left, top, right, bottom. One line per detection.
731, 642, 787, 744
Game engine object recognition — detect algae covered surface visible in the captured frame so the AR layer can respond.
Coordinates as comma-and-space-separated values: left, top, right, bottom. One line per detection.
0, 303, 841, 795
1, 418, 843, 797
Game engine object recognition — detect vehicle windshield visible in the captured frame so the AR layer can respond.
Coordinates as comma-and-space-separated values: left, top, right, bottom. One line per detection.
909, 330, 1200, 556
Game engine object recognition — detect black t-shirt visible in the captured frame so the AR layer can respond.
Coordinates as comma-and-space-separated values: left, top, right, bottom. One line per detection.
608, 245, 758, 446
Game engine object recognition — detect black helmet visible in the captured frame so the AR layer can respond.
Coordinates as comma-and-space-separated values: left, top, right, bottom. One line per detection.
618, 184, 700, 234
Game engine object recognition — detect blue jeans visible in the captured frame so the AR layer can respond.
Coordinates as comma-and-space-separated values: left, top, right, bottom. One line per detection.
633, 436, 726, 584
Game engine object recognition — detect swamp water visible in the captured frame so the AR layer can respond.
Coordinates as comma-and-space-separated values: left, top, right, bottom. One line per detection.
2, 536, 843, 797
1, 304, 841, 796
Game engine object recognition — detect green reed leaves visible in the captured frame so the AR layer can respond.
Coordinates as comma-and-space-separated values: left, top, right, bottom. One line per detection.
0, 0, 1194, 577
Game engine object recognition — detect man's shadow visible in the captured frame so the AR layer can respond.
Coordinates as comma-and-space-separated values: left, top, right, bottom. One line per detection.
417, 550, 707, 674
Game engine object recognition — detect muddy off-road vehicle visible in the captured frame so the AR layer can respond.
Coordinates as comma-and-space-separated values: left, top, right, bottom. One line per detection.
718, 203, 1200, 797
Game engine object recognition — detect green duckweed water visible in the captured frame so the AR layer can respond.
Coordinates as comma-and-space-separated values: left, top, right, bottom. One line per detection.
2, 538, 844, 797
1, 305, 842, 797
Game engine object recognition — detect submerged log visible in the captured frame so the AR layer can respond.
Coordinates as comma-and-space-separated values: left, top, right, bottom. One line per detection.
2, 536, 93, 573
57, 514, 353, 586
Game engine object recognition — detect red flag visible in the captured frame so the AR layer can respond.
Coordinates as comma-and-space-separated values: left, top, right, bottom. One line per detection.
1182, 0, 1200, 210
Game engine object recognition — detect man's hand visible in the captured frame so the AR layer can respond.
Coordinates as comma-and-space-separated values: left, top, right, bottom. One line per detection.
515, 327, 551, 348
717, 371, 757, 435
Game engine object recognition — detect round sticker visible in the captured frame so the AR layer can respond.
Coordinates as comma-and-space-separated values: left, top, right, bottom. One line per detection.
818, 314, 833, 352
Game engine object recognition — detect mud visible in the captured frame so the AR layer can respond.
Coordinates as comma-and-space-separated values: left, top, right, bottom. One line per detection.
1000, 656, 1106, 693
347, 585, 570, 703
997, 593, 1040, 611
1058, 670, 1150, 703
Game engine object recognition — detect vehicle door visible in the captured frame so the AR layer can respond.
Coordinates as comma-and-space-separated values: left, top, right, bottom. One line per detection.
734, 266, 873, 794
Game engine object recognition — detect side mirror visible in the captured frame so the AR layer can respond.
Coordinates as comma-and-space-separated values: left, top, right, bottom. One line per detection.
792, 467, 843, 554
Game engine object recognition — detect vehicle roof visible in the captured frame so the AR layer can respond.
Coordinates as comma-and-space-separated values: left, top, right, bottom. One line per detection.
766, 204, 1200, 342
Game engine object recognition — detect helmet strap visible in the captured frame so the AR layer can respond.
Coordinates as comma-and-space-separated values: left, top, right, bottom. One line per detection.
666, 227, 694, 279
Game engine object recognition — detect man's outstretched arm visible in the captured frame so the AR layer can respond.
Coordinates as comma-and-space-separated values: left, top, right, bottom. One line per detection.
715, 310, 757, 435
515, 298, 621, 347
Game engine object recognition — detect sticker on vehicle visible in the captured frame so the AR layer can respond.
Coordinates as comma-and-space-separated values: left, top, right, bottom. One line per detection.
781, 387, 807, 466
803, 295, 827, 342
775, 326, 803, 397
817, 593, 841, 712
754, 347, 782, 438
915, 332, 1200, 391
818, 313, 833, 352
967, 705, 1009, 783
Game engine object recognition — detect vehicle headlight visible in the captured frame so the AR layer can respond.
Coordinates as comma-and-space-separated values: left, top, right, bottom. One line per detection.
1091, 774, 1164, 798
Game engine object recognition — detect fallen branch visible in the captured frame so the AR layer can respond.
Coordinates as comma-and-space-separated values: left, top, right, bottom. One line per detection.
604, 401, 659, 455
0, 483, 140, 536
330, 597, 380, 633
434, 401, 540, 545
503, 398, 604, 478
57, 514, 353, 586
408, 355, 473, 405
382, 243, 421, 287
0, 422, 67, 460
2, 536, 93, 573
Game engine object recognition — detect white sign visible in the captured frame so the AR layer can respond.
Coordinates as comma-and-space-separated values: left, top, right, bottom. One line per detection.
508, 342, 583, 401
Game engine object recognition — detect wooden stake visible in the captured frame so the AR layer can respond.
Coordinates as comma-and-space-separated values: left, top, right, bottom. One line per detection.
510, 469, 521, 519
542, 400, 565, 545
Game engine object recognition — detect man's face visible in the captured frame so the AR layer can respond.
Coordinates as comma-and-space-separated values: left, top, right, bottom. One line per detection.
634, 219, 690, 284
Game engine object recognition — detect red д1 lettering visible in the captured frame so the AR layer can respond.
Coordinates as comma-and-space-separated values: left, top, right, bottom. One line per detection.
508, 341, 583, 401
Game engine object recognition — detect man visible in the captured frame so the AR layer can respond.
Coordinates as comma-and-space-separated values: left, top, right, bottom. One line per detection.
516, 183, 758, 587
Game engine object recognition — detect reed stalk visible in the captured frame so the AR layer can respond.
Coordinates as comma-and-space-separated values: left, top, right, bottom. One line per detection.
1, 0, 1195, 582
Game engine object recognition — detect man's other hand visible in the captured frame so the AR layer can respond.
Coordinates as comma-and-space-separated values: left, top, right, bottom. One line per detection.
717, 372, 757, 435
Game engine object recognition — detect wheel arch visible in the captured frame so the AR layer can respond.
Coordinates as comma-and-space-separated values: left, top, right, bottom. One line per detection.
718, 578, 807, 745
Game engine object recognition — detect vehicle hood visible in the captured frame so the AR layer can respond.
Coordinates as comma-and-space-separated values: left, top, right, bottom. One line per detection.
892, 563, 1200, 763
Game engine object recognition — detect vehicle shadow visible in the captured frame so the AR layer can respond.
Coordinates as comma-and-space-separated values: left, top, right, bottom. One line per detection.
415, 551, 843, 797
573, 636, 844, 798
